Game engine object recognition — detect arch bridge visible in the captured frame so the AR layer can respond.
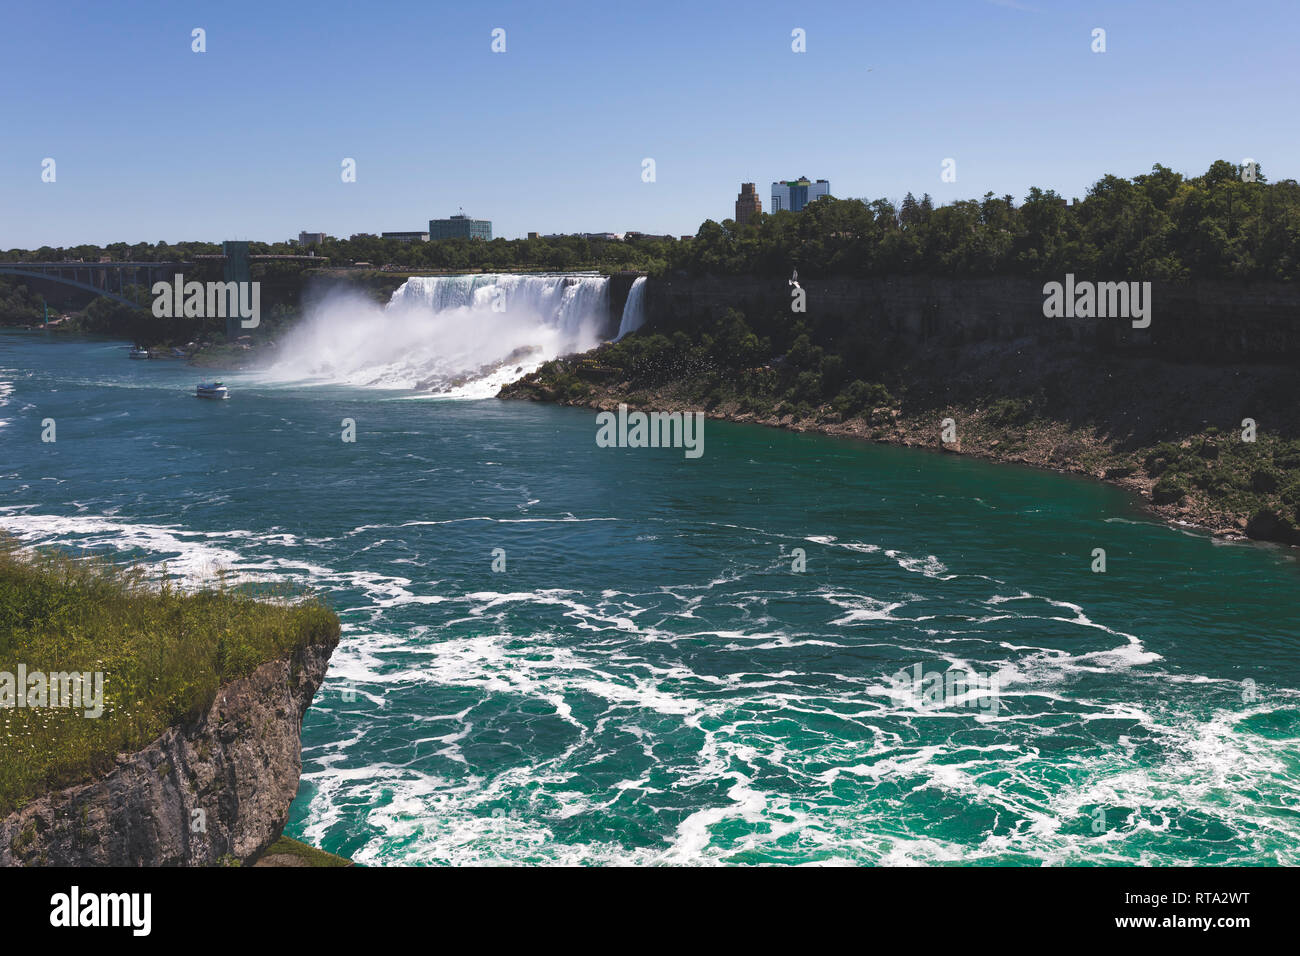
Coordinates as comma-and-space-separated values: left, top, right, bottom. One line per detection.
0, 261, 186, 307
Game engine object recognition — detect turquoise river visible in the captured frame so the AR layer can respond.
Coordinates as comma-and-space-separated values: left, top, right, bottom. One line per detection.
2, 330, 1298, 865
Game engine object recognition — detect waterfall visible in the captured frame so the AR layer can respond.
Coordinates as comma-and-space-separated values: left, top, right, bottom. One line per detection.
614, 277, 647, 340
389, 274, 609, 345
262, 273, 611, 397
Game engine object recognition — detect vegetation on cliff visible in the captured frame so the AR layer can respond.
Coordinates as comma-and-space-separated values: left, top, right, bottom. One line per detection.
494, 163, 1300, 541
0, 279, 44, 325
251, 834, 353, 867
504, 294, 1300, 544
0, 537, 340, 816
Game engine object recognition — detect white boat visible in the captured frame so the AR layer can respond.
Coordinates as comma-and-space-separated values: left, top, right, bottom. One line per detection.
129, 348, 150, 359
195, 382, 228, 400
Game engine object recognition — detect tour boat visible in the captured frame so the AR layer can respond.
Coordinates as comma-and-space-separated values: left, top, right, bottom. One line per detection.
128, 347, 150, 359
195, 382, 228, 400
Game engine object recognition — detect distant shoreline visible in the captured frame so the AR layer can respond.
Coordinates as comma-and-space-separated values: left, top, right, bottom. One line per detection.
500, 354, 1300, 552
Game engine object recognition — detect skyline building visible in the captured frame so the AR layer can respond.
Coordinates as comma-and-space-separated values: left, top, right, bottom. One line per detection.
770, 178, 830, 213
735, 183, 762, 226
429, 214, 492, 241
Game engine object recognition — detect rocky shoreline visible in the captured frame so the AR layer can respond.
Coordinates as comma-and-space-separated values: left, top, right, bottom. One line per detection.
500, 356, 1300, 551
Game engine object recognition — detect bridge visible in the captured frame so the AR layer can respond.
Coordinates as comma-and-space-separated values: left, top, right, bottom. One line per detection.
0, 260, 185, 307
0, 249, 330, 310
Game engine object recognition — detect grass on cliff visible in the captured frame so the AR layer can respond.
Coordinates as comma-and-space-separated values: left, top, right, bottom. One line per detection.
0, 536, 339, 817
251, 834, 353, 867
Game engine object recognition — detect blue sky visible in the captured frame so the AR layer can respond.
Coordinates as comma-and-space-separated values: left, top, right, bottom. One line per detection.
2, 0, 1297, 248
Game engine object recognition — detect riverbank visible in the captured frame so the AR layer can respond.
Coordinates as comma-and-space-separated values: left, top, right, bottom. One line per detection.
187, 340, 280, 370
500, 339, 1300, 548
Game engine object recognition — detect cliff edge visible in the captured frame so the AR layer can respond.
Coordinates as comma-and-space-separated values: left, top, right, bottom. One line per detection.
0, 637, 336, 866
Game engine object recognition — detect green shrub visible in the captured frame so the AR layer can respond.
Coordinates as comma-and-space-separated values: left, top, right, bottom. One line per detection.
1281, 480, 1300, 522
1251, 467, 1281, 493
987, 398, 1033, 426
1144, 442, 1184, 477
833, 380, 894, 419
1151, 475, 1188, 504
1272, 439, 1300, 470
788, 370, 825, 405
1184, 462, 1213, 489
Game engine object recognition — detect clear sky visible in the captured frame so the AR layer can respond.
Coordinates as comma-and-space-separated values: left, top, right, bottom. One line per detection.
2, 0, 1297, 248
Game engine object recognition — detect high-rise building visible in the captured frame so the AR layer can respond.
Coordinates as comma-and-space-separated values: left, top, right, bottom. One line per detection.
429, 214, 492, 241
770, 178, 830, 213
381, 231, 429, 243
297, 231, 326, 247
735, 183, 762, 226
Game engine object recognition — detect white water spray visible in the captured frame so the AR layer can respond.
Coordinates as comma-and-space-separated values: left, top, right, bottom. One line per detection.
261, 274, 611, 397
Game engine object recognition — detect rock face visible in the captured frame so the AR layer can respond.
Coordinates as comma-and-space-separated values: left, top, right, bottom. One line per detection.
1245, 509, 1300, 546
645, 275, 1300, 361
0, 638, 335, 866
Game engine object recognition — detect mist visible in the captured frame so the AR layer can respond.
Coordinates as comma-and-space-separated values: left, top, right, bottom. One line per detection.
258, 274, 613, 397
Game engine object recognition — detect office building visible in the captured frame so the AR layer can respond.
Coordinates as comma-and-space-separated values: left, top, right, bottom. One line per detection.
770, 178, 830, 213
429, 214, 492, 241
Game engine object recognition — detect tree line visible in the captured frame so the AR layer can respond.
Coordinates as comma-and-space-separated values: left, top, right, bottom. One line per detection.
681, 161, 1299, 281
4, 160, 1296, 286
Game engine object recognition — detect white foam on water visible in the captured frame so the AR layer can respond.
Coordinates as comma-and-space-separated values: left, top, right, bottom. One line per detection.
0, 509, 250, 583
9, 501, 1295, 866
0, 378, 13, 429
885, 549, 951, 579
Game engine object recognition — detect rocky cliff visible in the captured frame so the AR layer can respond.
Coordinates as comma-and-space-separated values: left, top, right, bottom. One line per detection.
646, 275, 1300, 361
0, 637, 335, 866
505, 273, 1300, 547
